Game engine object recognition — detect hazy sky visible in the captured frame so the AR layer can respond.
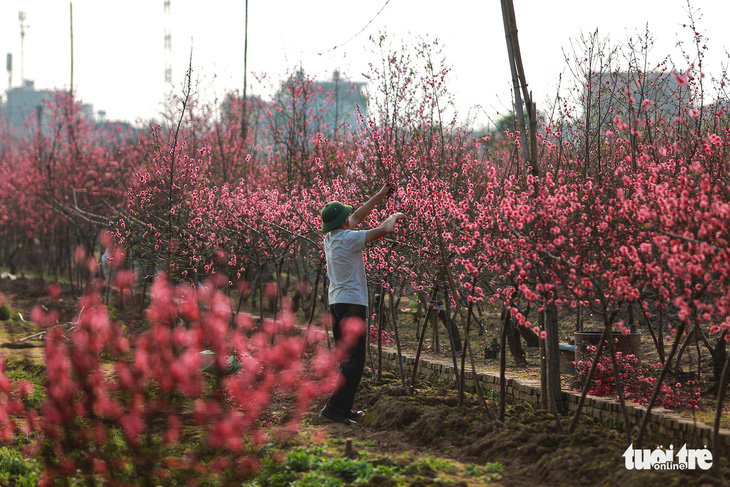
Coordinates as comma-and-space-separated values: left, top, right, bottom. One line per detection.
1, 0, 729, 127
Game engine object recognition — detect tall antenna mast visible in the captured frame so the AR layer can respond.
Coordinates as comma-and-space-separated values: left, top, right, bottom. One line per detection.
6, 54, 11, 89
18, 11, 27, 83
164, 0, 172, 84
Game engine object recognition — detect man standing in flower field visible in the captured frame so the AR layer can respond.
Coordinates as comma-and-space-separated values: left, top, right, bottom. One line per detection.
319, 184, 405, 425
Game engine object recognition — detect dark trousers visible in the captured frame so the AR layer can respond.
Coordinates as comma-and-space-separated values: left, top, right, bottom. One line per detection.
326, 303, 367, 416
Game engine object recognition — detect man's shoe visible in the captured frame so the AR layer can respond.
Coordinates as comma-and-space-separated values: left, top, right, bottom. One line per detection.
349, 410, 365, 420
320, 406, 356, 425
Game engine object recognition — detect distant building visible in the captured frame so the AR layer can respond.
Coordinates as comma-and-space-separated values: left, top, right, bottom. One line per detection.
2, 80, 93, 129
311, 70, 368, 131
272, 70, 368, 136
3, 80, 54, 128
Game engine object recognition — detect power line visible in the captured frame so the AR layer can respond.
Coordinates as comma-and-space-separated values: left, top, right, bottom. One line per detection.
317, 0, 392, 55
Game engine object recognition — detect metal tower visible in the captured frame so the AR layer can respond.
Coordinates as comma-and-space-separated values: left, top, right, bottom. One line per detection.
6, 53, 11, 89
164, 0, 172, 84
18, 11, 27, 83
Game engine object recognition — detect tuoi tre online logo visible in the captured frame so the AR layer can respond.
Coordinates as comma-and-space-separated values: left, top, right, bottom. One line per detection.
623, 443, 713, 470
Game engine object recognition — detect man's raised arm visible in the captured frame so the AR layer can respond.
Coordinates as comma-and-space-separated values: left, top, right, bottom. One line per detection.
365, 212, 405, 243
347, 184, 391, 228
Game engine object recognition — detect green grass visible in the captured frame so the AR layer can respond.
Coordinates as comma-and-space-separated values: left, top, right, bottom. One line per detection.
250, 447, 378, 486
406, 456, 458, 475
3, 364, 45, 409
245, 444, 505, 486
0, 447, 40, 486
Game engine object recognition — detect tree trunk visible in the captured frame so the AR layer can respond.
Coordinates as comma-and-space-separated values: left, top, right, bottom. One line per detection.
505, 312, 527, 365
499, 307, 510, 422
543, 302, 564, 421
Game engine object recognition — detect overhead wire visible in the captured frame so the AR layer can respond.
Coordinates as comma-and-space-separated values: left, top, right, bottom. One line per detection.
317, 0, 393, 55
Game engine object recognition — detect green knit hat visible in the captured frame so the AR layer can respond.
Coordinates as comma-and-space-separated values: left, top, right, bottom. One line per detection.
320, 201, 352, 233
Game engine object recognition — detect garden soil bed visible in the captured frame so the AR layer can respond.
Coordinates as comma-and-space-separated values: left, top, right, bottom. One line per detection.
298, 371, 727, 486
1, 275, 728, 485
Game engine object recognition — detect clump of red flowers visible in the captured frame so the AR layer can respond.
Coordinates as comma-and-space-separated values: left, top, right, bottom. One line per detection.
1, 251, 343, 484
573, 349, 700, 411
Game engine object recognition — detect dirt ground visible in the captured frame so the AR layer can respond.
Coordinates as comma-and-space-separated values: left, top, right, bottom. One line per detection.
307, 373, 728, 486
1, 275, 728, 486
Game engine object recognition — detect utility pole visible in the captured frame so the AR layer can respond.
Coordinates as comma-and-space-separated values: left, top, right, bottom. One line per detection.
70, 2, 74, 91
241, 0, 249, 142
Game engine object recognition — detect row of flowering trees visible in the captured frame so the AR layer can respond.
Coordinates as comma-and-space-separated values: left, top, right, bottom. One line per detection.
1, 25, 730, 476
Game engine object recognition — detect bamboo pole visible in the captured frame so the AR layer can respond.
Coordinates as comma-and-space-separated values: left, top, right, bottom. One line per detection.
241, 0, 249, 141
502, 0, 539, 177
499, 0, 530, 174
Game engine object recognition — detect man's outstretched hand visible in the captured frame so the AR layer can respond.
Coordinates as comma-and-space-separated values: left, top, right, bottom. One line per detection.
383, 212, 405, 233
364, 212, 405, 243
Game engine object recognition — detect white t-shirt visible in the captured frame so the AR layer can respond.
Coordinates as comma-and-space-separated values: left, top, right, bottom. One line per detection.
324, 229, 368, 306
